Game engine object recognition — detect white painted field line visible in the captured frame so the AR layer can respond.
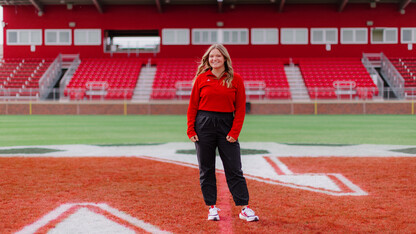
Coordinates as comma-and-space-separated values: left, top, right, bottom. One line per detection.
95, 203, 172, 234
328, 173, 368, 196
269, 157, 294, 175
244, 174, 366, 196
16, 204, 73, 234
137, 155, 199, 169
16, 203, 171, 234
138, 155, 367, 196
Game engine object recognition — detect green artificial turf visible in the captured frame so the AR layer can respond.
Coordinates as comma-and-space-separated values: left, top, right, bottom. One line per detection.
240, 115, 416, 145
0, 115, 414, 147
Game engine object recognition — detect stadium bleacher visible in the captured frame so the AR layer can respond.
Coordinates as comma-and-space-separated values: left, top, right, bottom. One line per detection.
151, 58, 195, 100
1, 56, 410, 101
233, 59, 291, 99
389, 57, 416, 97
65, 58, 143, 100
299, 58, 378, 99
0, 58, 51, 98
151, 58, 291, 100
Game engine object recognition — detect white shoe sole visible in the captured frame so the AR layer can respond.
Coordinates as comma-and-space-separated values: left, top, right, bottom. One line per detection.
208, 215, 220, 221
239, 213, 259, 222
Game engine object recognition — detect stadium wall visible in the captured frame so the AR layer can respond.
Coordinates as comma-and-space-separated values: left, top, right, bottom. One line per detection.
3, 4, 416, 59
0, 101, 414, 115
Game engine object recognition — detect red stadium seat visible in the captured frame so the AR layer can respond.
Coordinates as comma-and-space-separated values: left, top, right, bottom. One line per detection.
151, 58, 291, 100
390, 57, 416, 97
300, 58, 376, 100
64, 58, 143, 100
0, 58, 50, 98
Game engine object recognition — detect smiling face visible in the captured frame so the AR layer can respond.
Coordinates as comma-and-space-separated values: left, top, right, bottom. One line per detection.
208, 48, 225, 71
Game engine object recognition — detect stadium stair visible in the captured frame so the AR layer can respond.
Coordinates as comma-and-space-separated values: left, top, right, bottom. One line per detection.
132, 65, 157, 101
284, 65, 309, 100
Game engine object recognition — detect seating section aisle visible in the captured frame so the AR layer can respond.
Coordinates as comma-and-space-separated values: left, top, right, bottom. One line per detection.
300, 58, 377, 99
151, 58, 291, 100
389, 57, 416, 96
0, 58, 51, 97
65, 58, 143, 100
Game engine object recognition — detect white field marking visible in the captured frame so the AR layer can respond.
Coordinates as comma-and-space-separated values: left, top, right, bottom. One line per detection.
328, 173, 369, 196
16, 203, 73, 234
269, 157, 294, 175
2, 142, 416, 158
244, 174, 368, 196
137, 155, 200, 169
137, 155, 368, 196
95, 203, 172, 234
276, 174, 341, 191
263, 156, 368, 195
48, 207, 135, 234
16, 203, 171, 234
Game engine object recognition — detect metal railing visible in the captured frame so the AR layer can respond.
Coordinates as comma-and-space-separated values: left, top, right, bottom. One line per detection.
38, 57, 62, 99
0, 88, 39, 101
361, 53, 385, 100
379, 53, 406, 99
38, 54, 81, 100
2, 86, 415, 102
380, 53, 405, 99
59, 55, 81, 100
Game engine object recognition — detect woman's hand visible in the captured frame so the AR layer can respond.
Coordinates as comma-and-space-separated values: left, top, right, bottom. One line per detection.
226, 135, 236, 143
190, 135, 199, 142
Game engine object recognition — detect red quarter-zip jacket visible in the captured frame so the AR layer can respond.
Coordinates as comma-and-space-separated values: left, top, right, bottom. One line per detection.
187, 69, 246, 140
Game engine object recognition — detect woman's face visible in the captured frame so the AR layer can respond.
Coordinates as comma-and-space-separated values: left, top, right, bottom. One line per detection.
208, 48, 225, 70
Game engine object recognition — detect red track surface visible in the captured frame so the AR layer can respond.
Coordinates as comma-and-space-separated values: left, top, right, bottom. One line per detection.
1, 157, 416, 233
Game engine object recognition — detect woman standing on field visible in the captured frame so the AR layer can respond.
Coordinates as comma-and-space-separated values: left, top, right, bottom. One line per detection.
187, 44, 259, 222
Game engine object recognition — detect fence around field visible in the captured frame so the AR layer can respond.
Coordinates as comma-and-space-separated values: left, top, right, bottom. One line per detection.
1, 99, 414, 115
0, 86, 415, 102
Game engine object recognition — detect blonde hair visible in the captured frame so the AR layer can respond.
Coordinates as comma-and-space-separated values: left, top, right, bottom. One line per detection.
193, 44, 234, 88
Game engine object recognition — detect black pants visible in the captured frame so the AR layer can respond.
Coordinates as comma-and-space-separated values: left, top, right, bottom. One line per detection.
194, 110, 249, 206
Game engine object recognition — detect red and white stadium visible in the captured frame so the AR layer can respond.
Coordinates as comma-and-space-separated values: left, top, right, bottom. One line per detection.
0, 0, 415, 114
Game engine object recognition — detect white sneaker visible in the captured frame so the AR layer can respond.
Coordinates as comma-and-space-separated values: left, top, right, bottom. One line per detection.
239, 206, 259, 222
208, 206, 220, 221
